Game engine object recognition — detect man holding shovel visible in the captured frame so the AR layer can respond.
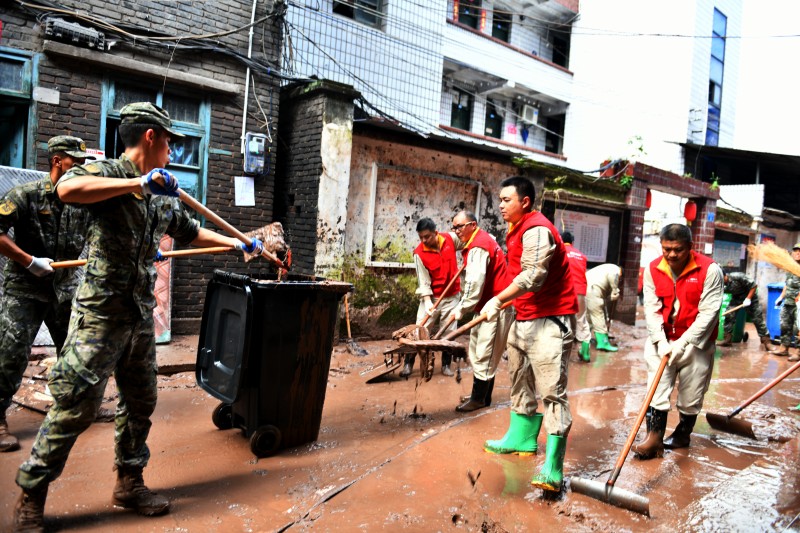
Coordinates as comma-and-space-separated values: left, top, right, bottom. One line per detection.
402, 217, 461, 377
445, 210, 513, 412
632, 223, 723, 459
481, 176, 577, 493
13, 103, 264, 531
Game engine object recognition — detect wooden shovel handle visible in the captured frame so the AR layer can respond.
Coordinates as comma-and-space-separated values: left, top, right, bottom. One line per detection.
721, 303, 746, 317
176, 188, 285, 269
607, 353, 670, 487
727, 358, 800, 418
50, 246, 233, 269
442, 300, 514, 341
432, 315, 456, 340
419, 263, 467, 328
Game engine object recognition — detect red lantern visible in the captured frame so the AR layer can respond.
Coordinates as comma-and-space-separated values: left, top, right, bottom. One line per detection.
645, 189, 652, 209
684, 200, 697, 222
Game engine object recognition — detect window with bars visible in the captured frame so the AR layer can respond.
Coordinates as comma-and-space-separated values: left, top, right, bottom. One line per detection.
450, 87, 473, 131
0, 50, 33, 167
332, 0, 383, 29
454, 0, 482, 29
491, 9, 511, 42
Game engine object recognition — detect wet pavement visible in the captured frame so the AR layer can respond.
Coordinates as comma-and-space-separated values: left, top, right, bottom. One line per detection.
2, 317, 800, 532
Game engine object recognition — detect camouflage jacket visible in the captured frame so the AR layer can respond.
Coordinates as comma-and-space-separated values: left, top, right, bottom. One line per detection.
56, 155, 199, 320
724, 272, 756, 299
0, 175, 88, 303
785, 273, 800, 304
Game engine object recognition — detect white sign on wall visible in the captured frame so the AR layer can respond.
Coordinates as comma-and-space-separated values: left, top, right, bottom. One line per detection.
554, 209, 610, 263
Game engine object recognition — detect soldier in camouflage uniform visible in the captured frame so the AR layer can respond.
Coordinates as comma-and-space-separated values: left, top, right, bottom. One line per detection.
13, 103, 265, 531
719, 271, 772, 350
771, 244, 800, 357
0, 136, 92, 455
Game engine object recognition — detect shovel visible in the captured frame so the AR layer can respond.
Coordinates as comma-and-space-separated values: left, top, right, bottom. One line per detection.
569, 353, 670, 516
50, 246, 234, 269
706, 358, 800, 439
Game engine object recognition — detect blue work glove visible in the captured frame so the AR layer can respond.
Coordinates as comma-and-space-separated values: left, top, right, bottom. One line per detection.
140, 168, 179, 197
154, 250, 167, 262
234, 238, 264, 256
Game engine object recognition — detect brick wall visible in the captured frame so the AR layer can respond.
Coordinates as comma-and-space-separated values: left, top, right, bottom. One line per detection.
1, 1, 284, 334
617, 179, 648, 325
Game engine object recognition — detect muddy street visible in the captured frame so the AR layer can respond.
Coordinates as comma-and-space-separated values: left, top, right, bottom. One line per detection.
1, 317, 800, 532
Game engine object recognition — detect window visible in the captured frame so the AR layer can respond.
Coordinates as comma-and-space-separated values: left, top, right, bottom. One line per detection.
706, 8, 726, 146
0, 50, 34, 167
333, 0, 382, 29
484, 100, 502, 138
102, 81, 210, 202
491, 10, 511, 42
450, 88, 472, 131
454, 0, 482, 29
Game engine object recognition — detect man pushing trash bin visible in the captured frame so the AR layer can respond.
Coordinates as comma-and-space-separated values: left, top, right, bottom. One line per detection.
719, 271, 772, 351
13, 102, 266, 531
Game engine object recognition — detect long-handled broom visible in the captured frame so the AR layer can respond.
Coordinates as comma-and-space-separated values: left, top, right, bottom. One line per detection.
569, 353, 670, 516
706, 358, 800, 440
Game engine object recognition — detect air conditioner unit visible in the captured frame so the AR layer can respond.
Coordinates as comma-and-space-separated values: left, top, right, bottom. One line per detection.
521, 104, 539, 125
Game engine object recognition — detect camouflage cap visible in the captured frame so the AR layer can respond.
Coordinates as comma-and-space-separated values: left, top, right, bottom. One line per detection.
793, 242, 800, 250
119, 102, 185, 138
47, 135, 94, 158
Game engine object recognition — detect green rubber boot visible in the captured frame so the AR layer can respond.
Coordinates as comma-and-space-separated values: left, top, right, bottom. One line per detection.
579, 341, 591, 362
483, 411, 543, 456
530, 434, 567, 492
595, 332, 618, 352
790, 403, 800, 412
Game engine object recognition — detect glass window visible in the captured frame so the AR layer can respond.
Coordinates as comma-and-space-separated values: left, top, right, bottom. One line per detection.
113, 85, 157, 110
333, 0, 382, 29
711, 36, 725, 61
450, 88, 472, 131
164, 94, 201, 124
492, 10, 511, 42
709, 57, 724, 85
457, 0, 482, 29
169, 136, 201, 167
708, 81, 722, 106
713, 9, 727, 37
484, 101, 502, 138
0, 57, 25, 94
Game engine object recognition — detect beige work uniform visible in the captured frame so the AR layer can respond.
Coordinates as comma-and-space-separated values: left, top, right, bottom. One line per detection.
508, 227, 575, 437
449, 231, 513, 381
586, 263, 621, 335
575, 294, 590, 343
414, 254, 459, 336
642, 261, 724, 414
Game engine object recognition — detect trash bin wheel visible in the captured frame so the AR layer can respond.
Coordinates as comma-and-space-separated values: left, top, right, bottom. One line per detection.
250, 425, 282, 457
212, 403, 234, 430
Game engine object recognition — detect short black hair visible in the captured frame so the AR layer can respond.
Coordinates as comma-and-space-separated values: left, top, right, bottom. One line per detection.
500, 176, 535, 211
119, 122, 164, 148
48, 151, 69, 169
416, 218, 436, 232
660, 223, 693, 245
457, 210, 477, 223
561, 231, 574, 244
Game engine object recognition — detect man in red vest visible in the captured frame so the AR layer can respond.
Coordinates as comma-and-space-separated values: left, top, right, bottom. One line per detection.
445, 210, 513, 412
402, 218, 461, 377
480, 176, 578, 492
632, 223, 723, 459
562, 231, 591, 362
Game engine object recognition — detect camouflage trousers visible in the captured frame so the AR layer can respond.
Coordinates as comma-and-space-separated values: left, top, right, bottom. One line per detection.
779, 303, 798, 347
0, 292, 71, 412
508, 314, 576, 436
17, 309, 158, 491
724, 296, 769, 338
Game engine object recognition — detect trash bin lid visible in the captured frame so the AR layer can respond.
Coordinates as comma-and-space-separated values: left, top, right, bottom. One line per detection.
768, 282, 785, 289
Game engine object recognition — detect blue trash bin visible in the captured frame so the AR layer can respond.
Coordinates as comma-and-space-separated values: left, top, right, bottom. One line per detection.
767, 282, 785, 341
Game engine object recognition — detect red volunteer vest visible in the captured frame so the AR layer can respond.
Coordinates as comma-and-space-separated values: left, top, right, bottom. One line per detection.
565, 244, 588, 296
414, 232, 461, 298
464, 228, 510, 309
506, 211, 578, 320
649, 251, 718, 341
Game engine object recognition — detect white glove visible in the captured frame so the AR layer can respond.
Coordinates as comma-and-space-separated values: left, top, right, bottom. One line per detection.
743, 298, 752, 307
449, 307, 463, 323
423, 297, 434, 316
668, 339, 688, 366
26, 256, 54, 277
480, 296, 503, 322
656, 339, 672, 358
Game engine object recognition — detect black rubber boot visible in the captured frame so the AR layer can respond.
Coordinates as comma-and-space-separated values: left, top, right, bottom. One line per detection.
663, 413, 697, 449
456, 378, 489, 412
632, 407, 667, 460
485, 377, 495, 406
399, 354, 415, 378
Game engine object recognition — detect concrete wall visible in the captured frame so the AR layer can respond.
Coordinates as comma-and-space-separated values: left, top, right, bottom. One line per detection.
1, 0, 283, 333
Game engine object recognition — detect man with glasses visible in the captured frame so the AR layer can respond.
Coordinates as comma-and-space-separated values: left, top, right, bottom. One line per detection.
446, 210, 513, 412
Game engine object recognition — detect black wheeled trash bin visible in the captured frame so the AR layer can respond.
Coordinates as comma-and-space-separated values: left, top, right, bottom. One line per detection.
196, 270, 351, 457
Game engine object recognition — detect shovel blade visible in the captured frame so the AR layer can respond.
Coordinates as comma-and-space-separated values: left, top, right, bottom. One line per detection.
705, 412, 758, 440
570, 477, 650, 516
364, 362, 402, 384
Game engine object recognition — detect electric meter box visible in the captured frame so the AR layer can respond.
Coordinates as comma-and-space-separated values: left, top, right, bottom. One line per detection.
244, 132, 267, 175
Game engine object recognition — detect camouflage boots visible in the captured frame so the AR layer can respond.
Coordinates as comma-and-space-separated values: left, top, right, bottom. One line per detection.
112, 465, 170, 516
